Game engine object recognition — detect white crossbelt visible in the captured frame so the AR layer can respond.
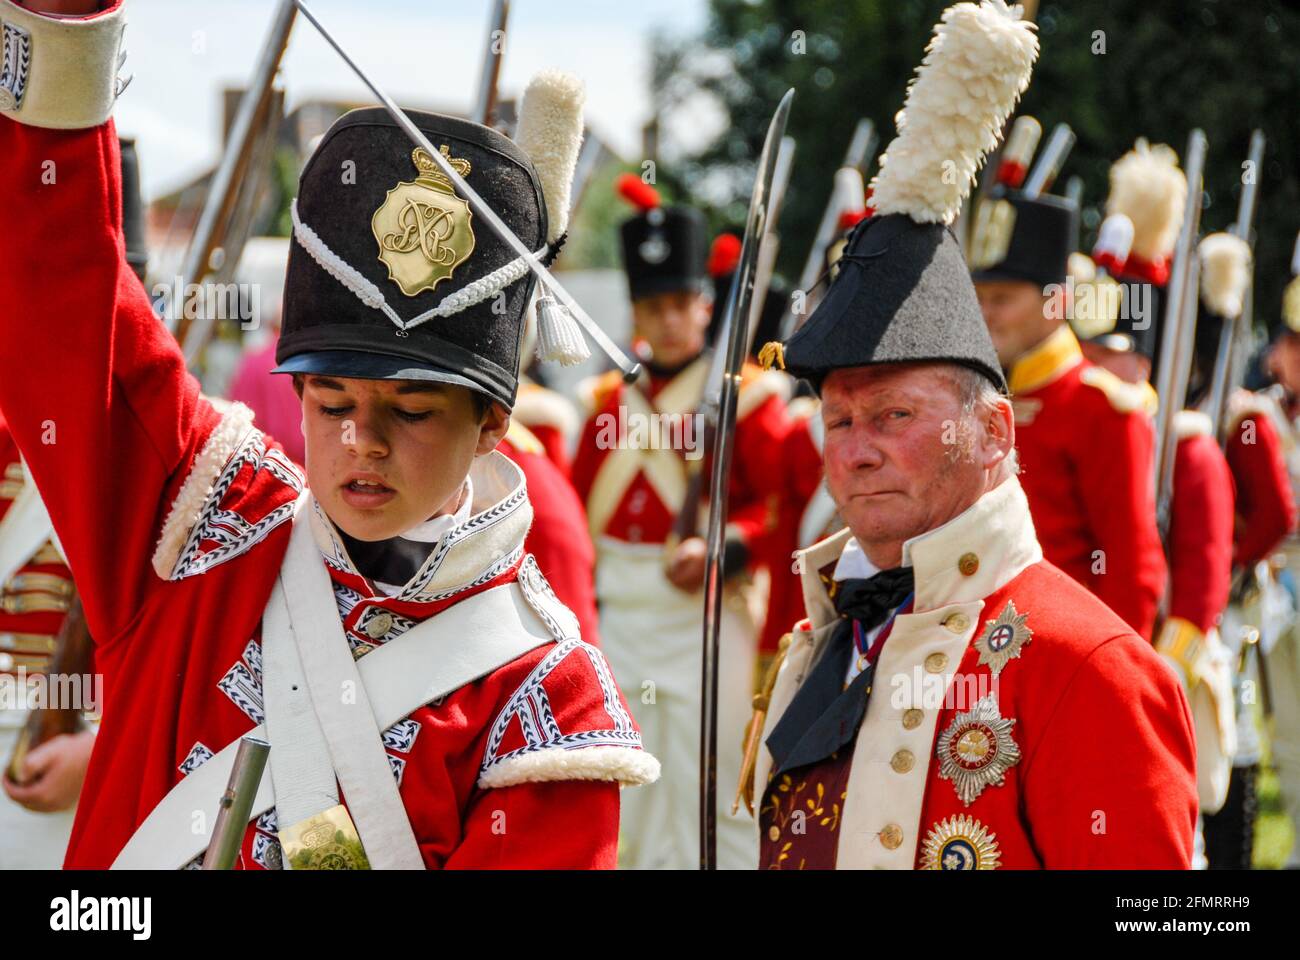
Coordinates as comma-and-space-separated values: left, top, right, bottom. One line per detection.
112, 495, 556, 870
0, 463, 58, 587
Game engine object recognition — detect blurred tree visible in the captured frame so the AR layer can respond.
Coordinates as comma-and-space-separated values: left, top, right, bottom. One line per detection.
661, 0, 1300, 334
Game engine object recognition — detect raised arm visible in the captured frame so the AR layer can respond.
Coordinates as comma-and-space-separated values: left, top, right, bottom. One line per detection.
0, 0, 222, 641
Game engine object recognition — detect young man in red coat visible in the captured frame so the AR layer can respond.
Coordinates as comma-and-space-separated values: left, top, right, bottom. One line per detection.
0, 0, 654, 869
570, 177, 787, 869
742, 0, 1195, 869
972, 150, 1168, 643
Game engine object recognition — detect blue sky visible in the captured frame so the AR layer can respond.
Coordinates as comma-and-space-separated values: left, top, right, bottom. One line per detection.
115, 0, 709, 199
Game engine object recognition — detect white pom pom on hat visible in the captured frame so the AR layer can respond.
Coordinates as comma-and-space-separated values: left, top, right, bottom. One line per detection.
869, 0, 1039, 226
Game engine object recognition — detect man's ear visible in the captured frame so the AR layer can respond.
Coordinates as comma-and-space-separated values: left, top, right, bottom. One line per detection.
983, 396, 1016, 469
476, 404, 511, 456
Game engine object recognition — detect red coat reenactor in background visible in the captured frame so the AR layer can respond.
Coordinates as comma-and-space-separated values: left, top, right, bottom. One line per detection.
571, 177, 787, 869
974, 140, 1171, 641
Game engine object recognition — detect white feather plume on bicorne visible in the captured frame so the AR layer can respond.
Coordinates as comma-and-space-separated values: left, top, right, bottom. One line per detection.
869, 0, 1039, 226
1106, 139, 1187, 262
514, 70, 586, 243
1198, 233, 1252, 320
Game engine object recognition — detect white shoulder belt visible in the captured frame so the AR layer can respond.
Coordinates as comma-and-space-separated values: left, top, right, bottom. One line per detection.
113, 495, 558, 870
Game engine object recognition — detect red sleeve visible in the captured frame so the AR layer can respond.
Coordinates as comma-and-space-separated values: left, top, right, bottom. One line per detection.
442, 780, 619, 868
1167, 434, 1235, 634
1227, 412, 1296, 567
0, 118, 218, 642
1023, 634, 1197, 867
570, 409, 605, 506
1075, 397, 1167, 641
725, 392, 789, 553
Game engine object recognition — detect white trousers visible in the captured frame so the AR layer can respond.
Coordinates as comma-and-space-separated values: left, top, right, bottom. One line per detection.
596, 538, 758, 870
0, 707, 76, 869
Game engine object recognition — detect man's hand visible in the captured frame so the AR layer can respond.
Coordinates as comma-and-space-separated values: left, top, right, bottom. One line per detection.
666, 536, 708, 592
2, 729, 95, 813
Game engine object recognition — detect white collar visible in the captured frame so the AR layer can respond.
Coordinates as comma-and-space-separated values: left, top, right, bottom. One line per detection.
394, 477, 474, 544
311, 451, 532, 603
807, 477, 1043, 624
832, 537, 883, 581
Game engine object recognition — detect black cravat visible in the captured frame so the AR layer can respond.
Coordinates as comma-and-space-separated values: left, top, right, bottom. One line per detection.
764, 566, 914, 777
834, 566, 915, 630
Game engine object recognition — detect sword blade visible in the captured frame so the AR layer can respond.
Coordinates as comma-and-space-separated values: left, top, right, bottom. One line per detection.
699, 88, 794, 870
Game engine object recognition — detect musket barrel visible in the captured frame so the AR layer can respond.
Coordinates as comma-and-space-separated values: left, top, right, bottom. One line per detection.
1208, 130, 1266, 445
1154, 129, 1208, 536
471, 0, 510, 126
177, 0, 296, 359
202, 736, 270, 870
1022, 122, 1075, 197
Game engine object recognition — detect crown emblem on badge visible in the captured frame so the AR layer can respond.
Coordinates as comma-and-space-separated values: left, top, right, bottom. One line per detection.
372, 145, 477, 297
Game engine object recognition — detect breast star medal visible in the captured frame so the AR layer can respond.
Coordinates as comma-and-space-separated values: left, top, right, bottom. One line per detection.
920, 815, 1001, 870
936, 695, 1021, 806
974, 600, 1032, 678
372, 145, 476, 296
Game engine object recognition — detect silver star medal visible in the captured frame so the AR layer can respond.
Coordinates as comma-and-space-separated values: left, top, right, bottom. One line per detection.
936, 695, 1021, 806
974, 600, 1032, 678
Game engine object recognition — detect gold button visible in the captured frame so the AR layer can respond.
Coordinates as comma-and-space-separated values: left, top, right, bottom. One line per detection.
880, 824, 904, 849
902, 708, 924, 729
958, 552, 979, 576
352, 642, 375, 661
768, 825, 780, 842
0, 652, 12, 672
890, 749, 915, 773
925, 652, 949, 673
366, 612, 394, 639
943, 613, 970, 633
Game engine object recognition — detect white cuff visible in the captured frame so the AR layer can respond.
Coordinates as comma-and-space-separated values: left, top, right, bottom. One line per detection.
0, 0, 127, 130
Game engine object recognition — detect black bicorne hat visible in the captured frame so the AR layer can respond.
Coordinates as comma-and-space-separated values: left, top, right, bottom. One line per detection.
780, 213, 1006, 393
275, 108, 548, 410
968, 187, 1078, 288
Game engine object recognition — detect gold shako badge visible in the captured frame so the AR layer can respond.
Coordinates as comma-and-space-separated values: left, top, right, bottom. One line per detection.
372, 145, 476, 296
920, 815, 1001, 870
974, 600, 1032, 678
936, 695, 1021, 806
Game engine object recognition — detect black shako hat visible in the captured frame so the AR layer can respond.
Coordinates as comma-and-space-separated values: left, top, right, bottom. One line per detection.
968, 187, 1077, 288
757, 0, 1038, 397
275, 108, 548, 410
782, 214, 1006, 392
615, 174, 707, 301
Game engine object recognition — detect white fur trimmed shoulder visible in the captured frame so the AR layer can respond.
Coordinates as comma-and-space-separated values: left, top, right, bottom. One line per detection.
478, 745, 660, 790
477, 636, 659, 789
151, 400, 255, 580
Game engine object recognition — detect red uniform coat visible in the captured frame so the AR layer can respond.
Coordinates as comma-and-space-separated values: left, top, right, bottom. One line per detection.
1008, 326, 1167, 640
571, 359, 788, 557
1166, 412, 1235, 634
1225, 394, 1296, 568
0, 415, 73, 674
756, 397, 833, 656
511, 380, 578, 480
754, 479, 1196, 869
499, 425, 600, 647
0, 90, 653, 869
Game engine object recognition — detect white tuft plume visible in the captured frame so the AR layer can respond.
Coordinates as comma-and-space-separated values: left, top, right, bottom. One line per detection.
869, 0, 1039, 225
831, 166, 867, 215
1198, 233, 1252, 320
1106, 139, 1186, 262
514, 70, 586, 244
